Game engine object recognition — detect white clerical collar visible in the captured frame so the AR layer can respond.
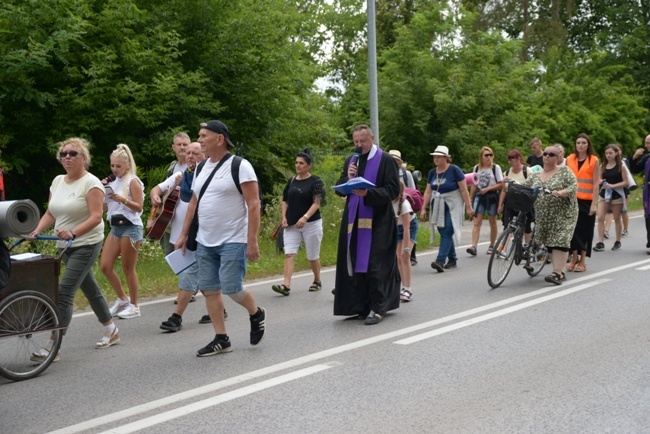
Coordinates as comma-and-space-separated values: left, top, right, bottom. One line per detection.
368, 144, 378, 160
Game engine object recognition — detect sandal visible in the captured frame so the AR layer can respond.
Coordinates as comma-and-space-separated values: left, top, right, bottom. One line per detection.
566, 263, 575, 272
486, 245, 494, 255
308, 281, 322, 292
95, 327, 120, 349
30, 344, 61, 363
272, 284, 290, 296
544, 272, 564, 285
573, 263, 586, 273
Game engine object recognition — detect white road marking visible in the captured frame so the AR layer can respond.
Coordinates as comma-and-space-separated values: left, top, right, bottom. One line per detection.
52, 258, 650, 433
97, 363, 336, 434
394, 279, 609, 345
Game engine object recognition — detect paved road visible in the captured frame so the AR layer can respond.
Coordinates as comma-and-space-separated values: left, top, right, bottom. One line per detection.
2, 214, 650, 433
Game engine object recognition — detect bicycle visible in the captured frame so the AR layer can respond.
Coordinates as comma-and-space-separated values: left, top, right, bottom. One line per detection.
0, 235, 70, 381
487, 182, 549, 288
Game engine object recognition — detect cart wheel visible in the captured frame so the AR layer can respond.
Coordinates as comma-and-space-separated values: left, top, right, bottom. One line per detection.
0, 291, 63, 381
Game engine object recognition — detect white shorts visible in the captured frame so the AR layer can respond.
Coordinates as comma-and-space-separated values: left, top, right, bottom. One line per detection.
283, 219, 323, 260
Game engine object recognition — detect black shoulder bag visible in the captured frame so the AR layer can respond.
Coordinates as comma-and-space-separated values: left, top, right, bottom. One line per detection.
186, 153, 232, 251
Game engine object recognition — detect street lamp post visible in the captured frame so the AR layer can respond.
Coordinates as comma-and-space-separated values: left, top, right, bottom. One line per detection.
367, 0, 379, 145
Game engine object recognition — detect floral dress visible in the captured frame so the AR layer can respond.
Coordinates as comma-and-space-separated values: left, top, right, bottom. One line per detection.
524, 166, 578, 248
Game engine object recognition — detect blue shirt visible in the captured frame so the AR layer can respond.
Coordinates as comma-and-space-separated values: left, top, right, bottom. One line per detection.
427, 165, 465, 194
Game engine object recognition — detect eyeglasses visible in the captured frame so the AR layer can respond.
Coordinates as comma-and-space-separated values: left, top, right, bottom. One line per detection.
542, 152, 557, 157
483, 154, 493, 157
59, 151, 79, 158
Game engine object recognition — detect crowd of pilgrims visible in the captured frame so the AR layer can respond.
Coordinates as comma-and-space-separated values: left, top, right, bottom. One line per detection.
21, 125, 650, 362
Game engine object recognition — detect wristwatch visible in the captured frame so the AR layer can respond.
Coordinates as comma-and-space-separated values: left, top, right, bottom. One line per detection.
70, 230, 77, 240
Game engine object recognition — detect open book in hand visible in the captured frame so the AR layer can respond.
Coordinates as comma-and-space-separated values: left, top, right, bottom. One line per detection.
332, 177, 377, 195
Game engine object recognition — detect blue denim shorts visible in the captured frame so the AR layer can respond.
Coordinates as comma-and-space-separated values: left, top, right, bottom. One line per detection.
473, 194, 498, 217
178, 261, 199, 293
195, 242, 247, 294
109, 225, 143, 243
397, 217, 419, 243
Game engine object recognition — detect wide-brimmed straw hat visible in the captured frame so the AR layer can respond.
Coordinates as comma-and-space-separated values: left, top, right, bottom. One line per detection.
430, 145, 450, 157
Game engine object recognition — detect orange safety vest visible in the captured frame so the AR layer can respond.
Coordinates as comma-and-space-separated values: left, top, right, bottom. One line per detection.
566, 155, 597, 200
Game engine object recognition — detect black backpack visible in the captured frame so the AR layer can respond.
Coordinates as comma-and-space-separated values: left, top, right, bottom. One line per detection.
195, 155, 264, 215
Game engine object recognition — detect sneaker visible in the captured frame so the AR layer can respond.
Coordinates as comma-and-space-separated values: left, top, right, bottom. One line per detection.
160, 315, 182, 332
622, 230, 629, 237
364, 311, 383, 325
249, 307, 266, 345
593, 242, 605, 252
400, 289, 412, 302
197, 335, 232, 357
604, 230, 609, 239
611, 241, 622, 251
117, 304, 141, 319
95, 327, 120, 349
30, 344, 60, 363
430, 261, 444, 273
109, 298, 130, 317
466, 246, 477, 256
444, 259, 457, 269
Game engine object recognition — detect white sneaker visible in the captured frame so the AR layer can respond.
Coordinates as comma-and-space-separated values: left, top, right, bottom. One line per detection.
118, 304, 141, 319
109, 298, 130, 316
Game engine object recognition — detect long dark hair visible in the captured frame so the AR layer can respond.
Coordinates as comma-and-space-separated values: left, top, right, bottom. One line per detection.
575, 133, 595, 157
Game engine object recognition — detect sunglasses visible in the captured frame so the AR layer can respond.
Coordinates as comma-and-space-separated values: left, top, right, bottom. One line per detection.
483, 154, 493, 157
542, 152, 557, 157
59, 151, 79, 158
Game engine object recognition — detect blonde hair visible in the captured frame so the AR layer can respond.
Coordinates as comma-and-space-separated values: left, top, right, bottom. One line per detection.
110, 143, 138, 197
477, 146, 494, 170
57, 137, 92, 169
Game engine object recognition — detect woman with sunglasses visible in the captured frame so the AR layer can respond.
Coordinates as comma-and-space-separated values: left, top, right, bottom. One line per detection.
28, 138, 120, 361
468, 146, 503, 256
524, 145, 578, 285
565, 133, 600, 272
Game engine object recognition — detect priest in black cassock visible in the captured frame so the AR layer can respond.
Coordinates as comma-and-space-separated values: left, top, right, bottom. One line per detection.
333, 124, 401, 325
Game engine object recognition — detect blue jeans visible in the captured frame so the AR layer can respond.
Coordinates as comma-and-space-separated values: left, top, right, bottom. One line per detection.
436, 205, 456, 263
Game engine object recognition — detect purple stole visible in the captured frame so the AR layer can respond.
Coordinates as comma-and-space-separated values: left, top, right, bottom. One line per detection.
347, 148, 383, 275
643, 158, 650, 217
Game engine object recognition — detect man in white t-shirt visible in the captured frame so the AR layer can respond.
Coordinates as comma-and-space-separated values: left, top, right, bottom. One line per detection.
176, 120, 266, 356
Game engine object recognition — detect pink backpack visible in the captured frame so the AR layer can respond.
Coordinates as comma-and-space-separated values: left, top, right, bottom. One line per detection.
404, 187, 424, 212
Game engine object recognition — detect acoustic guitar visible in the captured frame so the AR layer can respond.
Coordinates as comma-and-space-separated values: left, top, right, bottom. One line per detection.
146, 187, 180, 240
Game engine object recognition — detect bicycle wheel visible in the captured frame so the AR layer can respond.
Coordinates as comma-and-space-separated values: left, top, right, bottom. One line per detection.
526, 239, 549, 277
0, 291, 63, 381
488, 227, 518, 288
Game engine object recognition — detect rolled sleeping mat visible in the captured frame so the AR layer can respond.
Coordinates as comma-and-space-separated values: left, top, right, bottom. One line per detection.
0, 200, 40, 238
464, 172, 479, 186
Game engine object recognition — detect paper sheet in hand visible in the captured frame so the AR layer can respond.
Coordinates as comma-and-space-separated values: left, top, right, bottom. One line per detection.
165, 249, 197, 275
332, 177, 376, 195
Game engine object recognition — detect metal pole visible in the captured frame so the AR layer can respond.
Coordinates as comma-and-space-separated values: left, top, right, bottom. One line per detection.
367, 0, 379, 145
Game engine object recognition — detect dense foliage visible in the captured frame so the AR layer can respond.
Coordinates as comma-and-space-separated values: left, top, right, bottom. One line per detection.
1, 0, 648, 204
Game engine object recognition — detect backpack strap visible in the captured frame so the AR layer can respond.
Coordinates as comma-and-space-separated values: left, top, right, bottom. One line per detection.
523, 166, 528, 178
231, 155, 243, 194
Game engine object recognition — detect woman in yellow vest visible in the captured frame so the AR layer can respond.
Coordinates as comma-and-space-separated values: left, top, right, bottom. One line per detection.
565, 133, 600, 272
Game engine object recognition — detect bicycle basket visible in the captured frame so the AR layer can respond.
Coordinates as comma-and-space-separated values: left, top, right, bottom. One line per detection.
506, 183, 537, 212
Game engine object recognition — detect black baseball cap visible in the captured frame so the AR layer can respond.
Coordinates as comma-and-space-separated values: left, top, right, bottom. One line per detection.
200, 120, 234, 148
